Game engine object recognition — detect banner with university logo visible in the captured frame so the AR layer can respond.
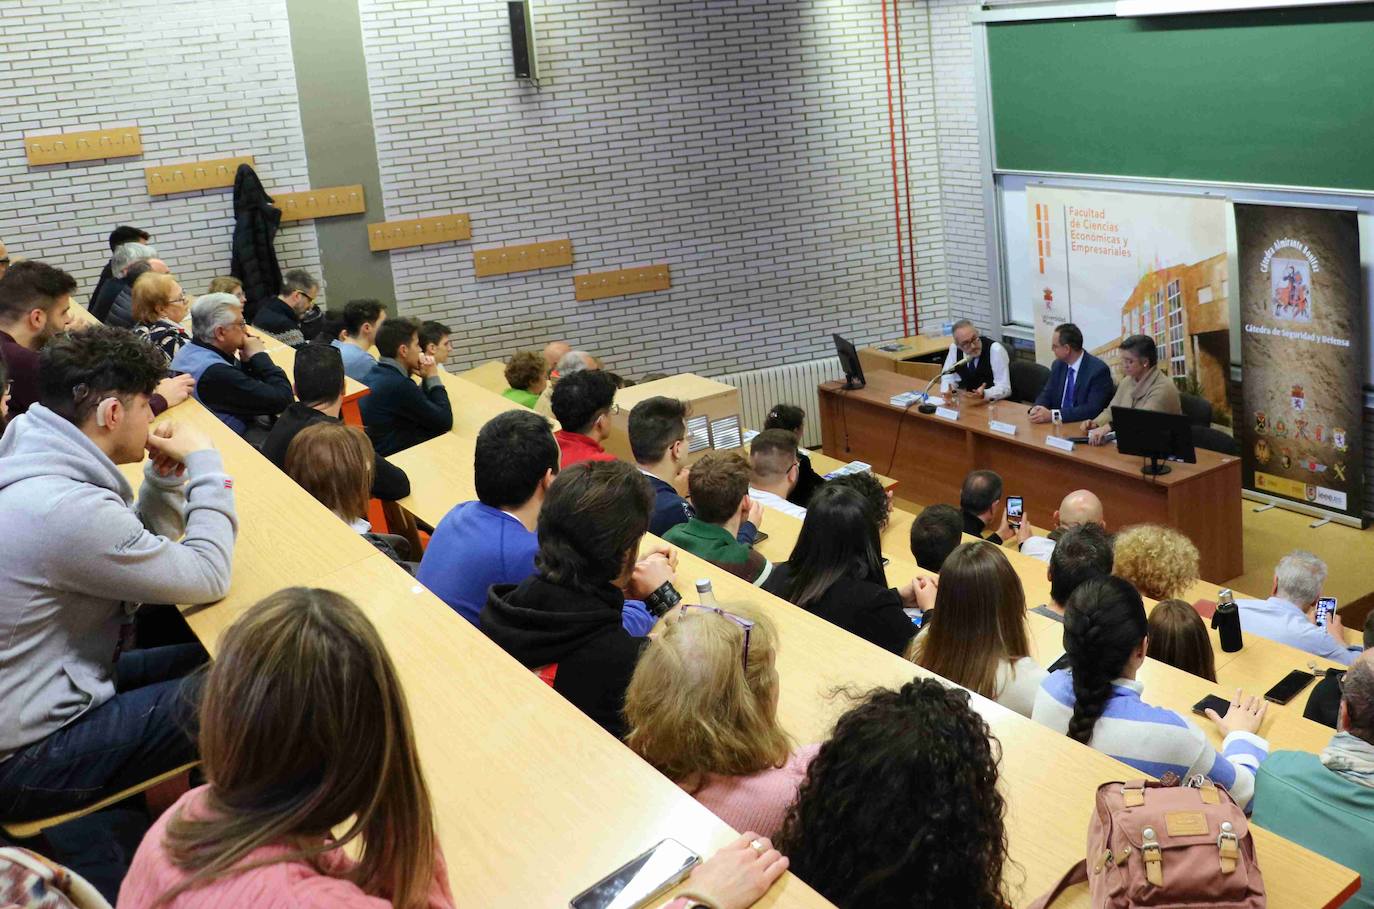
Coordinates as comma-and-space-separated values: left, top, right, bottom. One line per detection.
1236, 203, 1363, 521
1025, 187, 1232, 427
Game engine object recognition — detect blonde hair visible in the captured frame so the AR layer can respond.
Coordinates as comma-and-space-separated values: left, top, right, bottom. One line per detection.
624, 601, 792, 788
284, 422, 374, 522
207, 276, 243, 296
131, 271, 181, 324
157, 588, 436, 908
1113, 524, 1199, 600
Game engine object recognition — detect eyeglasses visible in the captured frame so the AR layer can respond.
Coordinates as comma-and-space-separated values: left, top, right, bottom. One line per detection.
675, 604, 755, 670
298, 290, 317, 305
0, 258, 10, 266
957, 334, 982, 351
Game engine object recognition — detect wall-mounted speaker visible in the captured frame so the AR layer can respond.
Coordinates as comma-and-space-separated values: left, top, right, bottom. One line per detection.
508, 2, 541, 84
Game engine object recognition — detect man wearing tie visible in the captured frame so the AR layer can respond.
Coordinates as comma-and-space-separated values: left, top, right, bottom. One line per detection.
1029, 323, 1113, 424
941, 319, 1011, 401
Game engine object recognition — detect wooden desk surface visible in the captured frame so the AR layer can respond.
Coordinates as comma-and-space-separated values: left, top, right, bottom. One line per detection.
439, 370, 525, 439
859, 334, 952, 365
454, 359, 509, 395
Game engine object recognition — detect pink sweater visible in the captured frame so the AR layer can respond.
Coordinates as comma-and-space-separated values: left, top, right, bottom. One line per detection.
117, 787, 455, 909
685, 745, 819, 838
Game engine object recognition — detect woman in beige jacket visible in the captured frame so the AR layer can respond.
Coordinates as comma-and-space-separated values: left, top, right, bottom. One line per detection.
1085, 334, 1182, 445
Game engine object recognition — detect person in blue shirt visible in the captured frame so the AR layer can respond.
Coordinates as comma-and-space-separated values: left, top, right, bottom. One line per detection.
630, 395, 758, 544
1239, 550, 1363, 665
1028, 322, 1114, 425
331, 298, 387, 382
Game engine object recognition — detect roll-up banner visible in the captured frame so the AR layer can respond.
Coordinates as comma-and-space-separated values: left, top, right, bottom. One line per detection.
1235, 203, 1364, 522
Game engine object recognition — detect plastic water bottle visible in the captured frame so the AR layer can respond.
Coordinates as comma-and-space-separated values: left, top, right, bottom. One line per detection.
1212, 588, 1243, 653
695, 579, 719, 608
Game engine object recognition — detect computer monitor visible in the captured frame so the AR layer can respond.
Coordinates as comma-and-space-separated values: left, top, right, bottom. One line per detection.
1112, 406, 1196, 476
833, 333, 865, 390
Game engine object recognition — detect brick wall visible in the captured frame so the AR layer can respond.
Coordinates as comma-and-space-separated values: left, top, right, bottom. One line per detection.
0, 0, 320, 305
358, 0, 957, 378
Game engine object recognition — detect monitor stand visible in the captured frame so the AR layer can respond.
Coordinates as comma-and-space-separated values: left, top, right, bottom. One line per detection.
1141, 454, 1172, 477
842, 375, 866, 390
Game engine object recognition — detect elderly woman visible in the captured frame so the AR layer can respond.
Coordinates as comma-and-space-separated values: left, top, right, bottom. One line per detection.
131, 271, 191, 365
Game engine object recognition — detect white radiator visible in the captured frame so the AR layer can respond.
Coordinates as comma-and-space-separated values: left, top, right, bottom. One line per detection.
713, 357, 842, 449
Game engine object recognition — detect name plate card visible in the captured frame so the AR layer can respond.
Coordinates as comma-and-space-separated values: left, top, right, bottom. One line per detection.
1046, 435, 1076, 452
989, 420, 1018, 436
935, 406, 960, 421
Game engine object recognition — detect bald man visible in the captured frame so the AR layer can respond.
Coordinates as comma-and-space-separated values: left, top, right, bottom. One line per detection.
1252, 649, 1374, 906
1019, 489, 1105, 562
543, 340, 571, 371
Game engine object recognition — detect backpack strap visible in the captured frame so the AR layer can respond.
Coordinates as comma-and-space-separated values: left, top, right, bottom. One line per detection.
1123, 778, 1148, 807
1027, 860, 1089, 909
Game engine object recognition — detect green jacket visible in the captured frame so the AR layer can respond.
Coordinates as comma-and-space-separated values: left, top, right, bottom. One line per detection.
1252, 749, 1374, 909
502, 387, 540, 409
663, 518, 772, 587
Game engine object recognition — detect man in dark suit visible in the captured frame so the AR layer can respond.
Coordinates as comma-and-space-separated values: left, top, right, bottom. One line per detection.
1029, 322, 1113, 424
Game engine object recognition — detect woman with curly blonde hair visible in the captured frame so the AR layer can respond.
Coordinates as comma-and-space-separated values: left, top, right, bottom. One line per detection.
1112, 524, 1199, 600
624, 601, 816, 837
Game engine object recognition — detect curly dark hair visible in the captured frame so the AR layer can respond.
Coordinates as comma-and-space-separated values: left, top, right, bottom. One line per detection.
38, 325, 165, 425
828, 470, 890, 531
777, 678, 1011, 909
1062, 575, 1148, 745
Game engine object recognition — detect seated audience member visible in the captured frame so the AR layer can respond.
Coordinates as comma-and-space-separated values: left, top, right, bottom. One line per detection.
206, 275, 247, 306
0, 259, 76, 416
0, 327, 235, 822
909, 541, 1045, 717
1086, 333, 1182, 445
1029, 322, 1114, 423
633, 396, 759, 544
106, 258, 170, 329
551, 368, 619, 467
641, 371, 670, 383
762, 404, 824, 507
1032, 576, 1269, 809
0, 356, 9, 431
360, 317, 453, 456
261, 343, 409, 502
90, 225, 149, 306
0, 237, 7, 279
960, 468, 1029, 547
480, 460, 678, 738
764, 485, 934, 654
502, 349, 547, 408
543, 339, 571, 372
1019, 488, 1105, 562
90, 241, 157, 323
829, 470, 891, 532
284, 422, 414, 567
536, 348, 596, 417
1035, 522, 1114, 623
117, 588, 454, 908
1306, 612, 1374, 729
1147, 599, 1218, 683
1238, 550, 1362, 666
1112, 523, 1198, 600
419, 320, 453, 369
1253, 651, 1374, 909
418, 410, 558, 625
332, 298, 387, 381
626, 602, 816, 838
941, 318, 1010, 401
777, 679, 1009, 909
171, 293, 293, 435
130, 271, 191, 365
252, 268, 322, 347
909, 503, 963, 573
317, 308, 347, 346
664, 452, 771, 586
748, 429, 809, 520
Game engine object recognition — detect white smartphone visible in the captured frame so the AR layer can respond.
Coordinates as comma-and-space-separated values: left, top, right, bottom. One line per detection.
1050, 408, 1063, 425
1315, 596, 1338, 628
570, 839, 700, 909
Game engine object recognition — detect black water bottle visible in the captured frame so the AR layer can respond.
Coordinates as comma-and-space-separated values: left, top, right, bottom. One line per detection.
1212, 587, 1243, 653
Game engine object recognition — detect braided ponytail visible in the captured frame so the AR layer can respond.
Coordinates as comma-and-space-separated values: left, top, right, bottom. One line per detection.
1062, 576, 1147, 745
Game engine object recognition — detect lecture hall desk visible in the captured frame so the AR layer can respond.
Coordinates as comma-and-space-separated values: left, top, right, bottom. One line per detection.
818, 371, 1243, 583
390, 388, 1359, 909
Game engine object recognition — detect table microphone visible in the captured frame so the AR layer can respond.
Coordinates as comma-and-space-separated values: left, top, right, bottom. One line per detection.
918, 354, 973, 414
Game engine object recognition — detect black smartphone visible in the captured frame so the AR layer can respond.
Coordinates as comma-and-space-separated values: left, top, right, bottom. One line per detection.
1315, 596, 1337, 628
1264, 669, 1316, 705
569, 839, 699, 909
752, 530, 769, 544
1006, 495, 1024, 529
1047, 652, 1071, 673
1192, 694, 1233, 718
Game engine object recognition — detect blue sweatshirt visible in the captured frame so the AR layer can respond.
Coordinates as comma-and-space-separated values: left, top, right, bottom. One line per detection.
418, 501, 537, 626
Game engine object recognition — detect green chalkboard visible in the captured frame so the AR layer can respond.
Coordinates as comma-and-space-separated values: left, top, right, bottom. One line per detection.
987, 6, 1374, 191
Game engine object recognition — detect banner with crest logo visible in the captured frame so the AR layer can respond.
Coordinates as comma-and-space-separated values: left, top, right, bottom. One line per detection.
1236, 203, 1363, 521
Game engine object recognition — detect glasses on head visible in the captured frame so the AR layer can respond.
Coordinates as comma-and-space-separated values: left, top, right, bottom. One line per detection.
675, 604, 755, 671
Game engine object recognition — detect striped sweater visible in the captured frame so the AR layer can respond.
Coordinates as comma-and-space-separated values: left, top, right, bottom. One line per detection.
1032, 670, 1269, 809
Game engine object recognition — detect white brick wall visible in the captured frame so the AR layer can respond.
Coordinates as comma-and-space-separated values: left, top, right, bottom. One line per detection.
0, 0, 320, 306
358, 0, 949, 378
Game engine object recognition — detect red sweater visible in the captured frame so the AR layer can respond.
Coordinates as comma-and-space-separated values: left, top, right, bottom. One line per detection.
555, 430, 616, 467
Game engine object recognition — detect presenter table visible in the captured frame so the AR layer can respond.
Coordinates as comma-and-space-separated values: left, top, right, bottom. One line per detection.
818, 372, 1243, 583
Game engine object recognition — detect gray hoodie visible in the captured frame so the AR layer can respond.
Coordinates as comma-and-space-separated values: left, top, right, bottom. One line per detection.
0, 405, 238, 758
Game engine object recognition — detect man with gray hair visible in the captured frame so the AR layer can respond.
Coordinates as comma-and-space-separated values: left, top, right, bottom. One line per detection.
1252, 649, 1374, 906
252, 267, 323, 347
535, 348, 598, 419
1237, 550, 1362, 665
171, 292, 292, 435
90, 241, 164, 324
940, 318, 1011, 401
